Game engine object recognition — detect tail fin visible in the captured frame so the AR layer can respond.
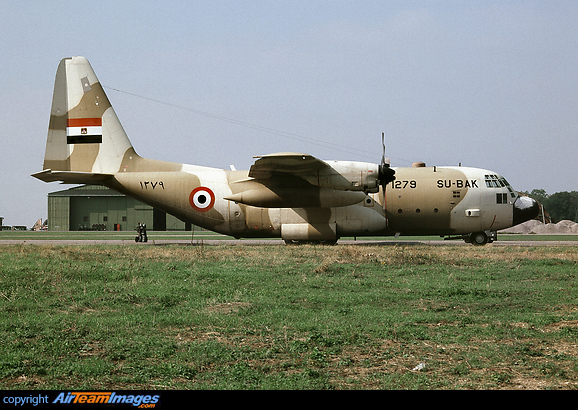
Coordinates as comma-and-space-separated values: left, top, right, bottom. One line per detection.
33, 57, 135, 183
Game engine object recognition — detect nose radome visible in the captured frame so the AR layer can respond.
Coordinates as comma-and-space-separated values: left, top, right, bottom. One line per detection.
513, 196, 540, 226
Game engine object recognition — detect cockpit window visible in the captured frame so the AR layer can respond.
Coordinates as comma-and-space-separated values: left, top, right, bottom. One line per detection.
499, 177, 517, 197
485, 174, 502, 188
485, 174, 517, 198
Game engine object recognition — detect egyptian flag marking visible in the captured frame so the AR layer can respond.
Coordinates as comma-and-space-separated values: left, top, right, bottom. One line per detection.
67, 118, 102, 144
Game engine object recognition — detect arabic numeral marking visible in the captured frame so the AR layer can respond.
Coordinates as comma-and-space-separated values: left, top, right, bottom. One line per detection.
139, 181, 165, 190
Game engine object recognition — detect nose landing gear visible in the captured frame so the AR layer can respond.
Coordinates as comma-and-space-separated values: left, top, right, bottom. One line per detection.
465, 230, 497, 246
444, 230, 496, 245
468, 231, 488, 246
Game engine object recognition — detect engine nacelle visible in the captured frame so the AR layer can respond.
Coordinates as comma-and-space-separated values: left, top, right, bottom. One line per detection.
225, 185, 367, 208
302, 160, 381, 193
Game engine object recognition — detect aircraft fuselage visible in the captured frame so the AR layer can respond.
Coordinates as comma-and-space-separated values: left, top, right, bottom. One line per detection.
103, 155, 533, 245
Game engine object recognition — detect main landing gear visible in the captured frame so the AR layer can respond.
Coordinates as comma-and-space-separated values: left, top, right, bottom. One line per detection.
283, 239, 338, 245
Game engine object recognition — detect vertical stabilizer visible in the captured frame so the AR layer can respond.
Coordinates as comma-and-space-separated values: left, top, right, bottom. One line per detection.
41, 56, 134, 176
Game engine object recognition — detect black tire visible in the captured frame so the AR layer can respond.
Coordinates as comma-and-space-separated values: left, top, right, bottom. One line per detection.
470, 231, 488, 246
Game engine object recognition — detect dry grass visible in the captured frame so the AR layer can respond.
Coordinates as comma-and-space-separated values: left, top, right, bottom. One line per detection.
1, 243, 576, 389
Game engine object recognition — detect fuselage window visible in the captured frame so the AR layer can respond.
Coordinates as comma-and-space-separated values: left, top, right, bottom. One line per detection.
496, 193, 508, 204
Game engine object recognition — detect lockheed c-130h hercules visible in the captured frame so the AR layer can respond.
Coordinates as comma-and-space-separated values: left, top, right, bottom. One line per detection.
33, 57, 539, 245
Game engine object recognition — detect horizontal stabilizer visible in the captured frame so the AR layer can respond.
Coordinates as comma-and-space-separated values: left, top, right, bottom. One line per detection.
31, 169, 113, 184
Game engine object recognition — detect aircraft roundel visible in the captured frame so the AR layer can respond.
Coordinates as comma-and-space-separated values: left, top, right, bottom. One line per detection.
189, 187, 215, 212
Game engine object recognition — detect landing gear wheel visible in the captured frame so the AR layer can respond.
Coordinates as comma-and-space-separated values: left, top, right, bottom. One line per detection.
470, 231, 488, 246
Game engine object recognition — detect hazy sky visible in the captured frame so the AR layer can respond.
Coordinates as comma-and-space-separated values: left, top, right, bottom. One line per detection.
1, 1, 577, 226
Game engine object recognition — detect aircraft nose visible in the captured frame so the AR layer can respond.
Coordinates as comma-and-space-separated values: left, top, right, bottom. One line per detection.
513, 196, 540, 226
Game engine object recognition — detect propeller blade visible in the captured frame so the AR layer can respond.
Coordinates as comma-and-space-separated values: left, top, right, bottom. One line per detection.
381, 132, 386, 165
378, 132, 395, 186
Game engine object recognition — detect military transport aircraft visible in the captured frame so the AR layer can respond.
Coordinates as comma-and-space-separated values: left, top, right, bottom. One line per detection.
33, 57, 539, 245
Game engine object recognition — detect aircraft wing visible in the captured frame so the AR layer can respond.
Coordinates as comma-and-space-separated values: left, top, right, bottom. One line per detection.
229, 152, 368, 208
249, 152, 330, 179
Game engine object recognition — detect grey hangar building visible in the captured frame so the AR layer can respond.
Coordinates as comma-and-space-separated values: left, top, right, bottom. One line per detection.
47, 185, 192, 232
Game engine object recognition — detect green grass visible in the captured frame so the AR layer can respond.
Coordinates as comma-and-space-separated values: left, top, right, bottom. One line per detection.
0, 244, 577, 389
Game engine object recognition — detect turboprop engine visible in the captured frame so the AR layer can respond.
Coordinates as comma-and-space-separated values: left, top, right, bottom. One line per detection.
300, 160, 382, 193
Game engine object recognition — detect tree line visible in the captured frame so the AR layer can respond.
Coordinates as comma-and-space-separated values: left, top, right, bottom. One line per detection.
523, 190, 578, 223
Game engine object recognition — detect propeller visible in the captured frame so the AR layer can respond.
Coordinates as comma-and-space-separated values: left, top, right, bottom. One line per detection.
378, 132, 396, 188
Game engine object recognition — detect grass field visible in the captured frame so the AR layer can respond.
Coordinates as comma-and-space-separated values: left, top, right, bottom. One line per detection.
0, 243, 577, 389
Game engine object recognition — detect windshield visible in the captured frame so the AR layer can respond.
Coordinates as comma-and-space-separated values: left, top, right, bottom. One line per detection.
485, 174, 517, 198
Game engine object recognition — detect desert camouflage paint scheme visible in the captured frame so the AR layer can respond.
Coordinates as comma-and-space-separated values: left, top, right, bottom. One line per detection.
33, 57, 539, 245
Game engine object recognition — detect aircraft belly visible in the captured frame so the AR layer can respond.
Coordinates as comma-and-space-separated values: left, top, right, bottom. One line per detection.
237, 203, 386, 239
452, 202, 514, 232
240, 207, 278, 237
335, 205, 386, 236
282, 208, 334, 239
